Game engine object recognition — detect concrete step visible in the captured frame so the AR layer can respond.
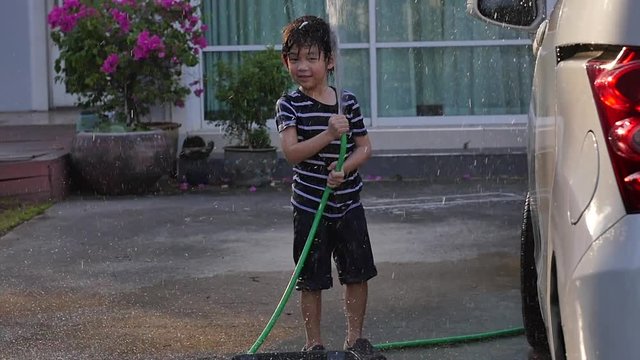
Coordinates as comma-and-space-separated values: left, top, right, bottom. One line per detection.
0, 151, 71, 201
178, 148, 527, 186
0, 124, 75, 201
0, 124, 75, 146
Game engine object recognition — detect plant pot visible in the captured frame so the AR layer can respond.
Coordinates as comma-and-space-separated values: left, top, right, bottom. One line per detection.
223, 146, 278, 187
146, 122, 181, 177
70, 130, 172, 195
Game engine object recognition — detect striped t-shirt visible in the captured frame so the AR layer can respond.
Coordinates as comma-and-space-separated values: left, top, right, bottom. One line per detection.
275, 88, 367, 218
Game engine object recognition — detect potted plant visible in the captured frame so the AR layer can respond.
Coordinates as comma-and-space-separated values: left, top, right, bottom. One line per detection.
212, 48, 292, 186
48, 0, 207, 194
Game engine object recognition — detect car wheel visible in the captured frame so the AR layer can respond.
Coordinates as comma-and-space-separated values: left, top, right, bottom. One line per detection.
521, 193, 549, 351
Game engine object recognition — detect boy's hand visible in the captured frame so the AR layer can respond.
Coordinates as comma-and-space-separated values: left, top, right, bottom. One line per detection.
327, 115, 349, 139
327, 161, 345, 188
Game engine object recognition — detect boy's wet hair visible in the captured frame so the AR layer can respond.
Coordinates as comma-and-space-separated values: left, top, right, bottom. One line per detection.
281, 15, 333, 62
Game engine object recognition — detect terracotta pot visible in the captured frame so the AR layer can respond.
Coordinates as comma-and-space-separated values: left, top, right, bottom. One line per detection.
223, 146, 278, 187
71, 130, 172, 195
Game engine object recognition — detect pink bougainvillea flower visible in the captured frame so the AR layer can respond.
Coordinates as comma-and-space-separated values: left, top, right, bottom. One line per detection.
100, 53, 120, 74
58, 14, 79, 32
193, 88, 204, 97
48, 2, 95, 32
181, 2, 193, 12
133, 30, 165, 60
174, 99, 185, 108
192, 35, 207, 49
76, 5, 97, 18
47, 6, 78, 32
112, 0, 137, 6
110, 9, 131, 33
47, 7, 65, 27
156, 0, 178, 9
182, 15, 200, 33
63, 0, 81, 9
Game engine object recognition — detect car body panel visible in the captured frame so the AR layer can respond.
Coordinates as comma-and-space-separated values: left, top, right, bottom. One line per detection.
553, 53, 627, 249
528, 3, 558, 342
556, 1, 640, 47
567, 215, 640, 359
550, 54, 629, 359
567, 132, 597, 225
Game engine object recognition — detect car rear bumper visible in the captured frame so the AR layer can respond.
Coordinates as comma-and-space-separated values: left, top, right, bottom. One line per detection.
566, 215, 640, 359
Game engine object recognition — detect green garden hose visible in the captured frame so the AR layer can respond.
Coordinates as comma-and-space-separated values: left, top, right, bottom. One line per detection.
248, 134, 348, 354
373, 327, 524, 351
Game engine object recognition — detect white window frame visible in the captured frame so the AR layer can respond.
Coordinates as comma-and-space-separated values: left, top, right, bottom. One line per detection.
200, 0, 532, 130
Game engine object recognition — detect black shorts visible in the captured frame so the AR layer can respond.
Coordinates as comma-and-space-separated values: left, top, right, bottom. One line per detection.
293, 205, 378, 291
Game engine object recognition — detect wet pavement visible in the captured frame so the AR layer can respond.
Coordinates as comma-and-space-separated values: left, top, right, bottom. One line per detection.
0, 178, 550, 359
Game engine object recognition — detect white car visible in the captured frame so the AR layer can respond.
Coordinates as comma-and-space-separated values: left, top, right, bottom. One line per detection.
468, 1, 640, 359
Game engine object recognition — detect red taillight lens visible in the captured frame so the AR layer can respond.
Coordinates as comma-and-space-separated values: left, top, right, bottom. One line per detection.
609, 118, 640, 160
594, 63, 640, 112
588, 47, 640, 213
624, 172, 640, 192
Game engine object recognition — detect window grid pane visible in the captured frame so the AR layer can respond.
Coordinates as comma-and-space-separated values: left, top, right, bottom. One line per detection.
337, 49, 370, 118
201, 0, 534, 122
377, 46, 533, 117
375, 0, 529, 42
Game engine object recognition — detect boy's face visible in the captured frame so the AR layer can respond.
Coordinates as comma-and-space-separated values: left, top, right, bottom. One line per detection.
283, 45, 334, 93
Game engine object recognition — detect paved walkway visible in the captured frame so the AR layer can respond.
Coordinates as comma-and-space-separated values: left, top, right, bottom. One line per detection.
0, 179, 541, 360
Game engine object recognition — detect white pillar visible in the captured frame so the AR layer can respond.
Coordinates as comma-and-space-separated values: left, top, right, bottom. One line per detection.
171, 0, 205, 134
28, 0, 50, 111
171, 64, 203, 133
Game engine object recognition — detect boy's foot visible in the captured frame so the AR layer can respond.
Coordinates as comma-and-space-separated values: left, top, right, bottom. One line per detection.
344, 338, 386, 359
301, 344, 325, 352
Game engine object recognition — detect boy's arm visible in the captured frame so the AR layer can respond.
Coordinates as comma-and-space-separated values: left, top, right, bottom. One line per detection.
340, 93, 370, 174
327, 134, 372, 173
341, 134, 372, 174
326, 134, 371, 188
280, 115, 349, 165
327, 94, 371, 187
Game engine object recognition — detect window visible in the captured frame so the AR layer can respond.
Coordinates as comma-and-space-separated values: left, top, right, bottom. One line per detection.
376, 0, 529, 42
201, 0, 533, 126
377, 46, 532, 117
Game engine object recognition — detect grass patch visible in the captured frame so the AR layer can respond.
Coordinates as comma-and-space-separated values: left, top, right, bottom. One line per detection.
0, 199, 53, 237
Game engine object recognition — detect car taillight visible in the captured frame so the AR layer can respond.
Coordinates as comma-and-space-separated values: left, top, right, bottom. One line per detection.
588, 47, 640, 212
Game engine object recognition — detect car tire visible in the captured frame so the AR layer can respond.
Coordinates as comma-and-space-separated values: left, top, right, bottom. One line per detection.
521, 193, 549, 351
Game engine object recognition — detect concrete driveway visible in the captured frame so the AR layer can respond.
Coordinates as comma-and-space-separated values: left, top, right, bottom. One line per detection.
0, 179, 545, 359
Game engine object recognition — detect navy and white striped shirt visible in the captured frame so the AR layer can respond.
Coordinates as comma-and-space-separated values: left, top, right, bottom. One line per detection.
275, 88, 367, 218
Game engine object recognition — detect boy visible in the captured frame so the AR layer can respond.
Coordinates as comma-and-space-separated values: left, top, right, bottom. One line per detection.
275, 15, 380, 356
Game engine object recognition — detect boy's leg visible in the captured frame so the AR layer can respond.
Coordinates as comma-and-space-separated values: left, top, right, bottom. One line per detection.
301, 289, 323, 348
293, 208, 333, 349
332, 206, 377, 347
344, 281, 368, 346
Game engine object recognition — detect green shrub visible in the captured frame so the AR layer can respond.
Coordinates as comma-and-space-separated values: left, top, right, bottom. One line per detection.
213, 48, 292, 148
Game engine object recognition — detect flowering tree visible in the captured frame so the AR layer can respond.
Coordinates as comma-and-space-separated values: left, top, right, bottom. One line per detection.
48, 0, 207, 128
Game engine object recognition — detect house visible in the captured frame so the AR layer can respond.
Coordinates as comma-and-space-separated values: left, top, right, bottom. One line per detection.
1, 0, 546, 182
